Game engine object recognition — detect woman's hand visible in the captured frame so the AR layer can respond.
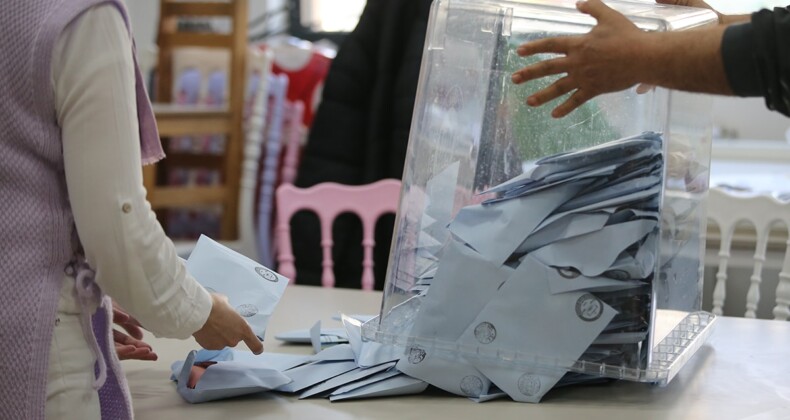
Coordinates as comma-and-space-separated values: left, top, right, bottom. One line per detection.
114, 329, 158, 361
113, 303, 144, 339
192, 293, 264, 354
113, 303, 158, 361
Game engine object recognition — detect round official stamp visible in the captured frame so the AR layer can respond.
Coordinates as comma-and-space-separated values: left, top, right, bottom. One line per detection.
407, 347, 427, 364
517, 374, 542, 396
460, 375, 484, 397
473, 322, 497, 344
236, 304, 259, 317
576, 294, 603, 322
255, 266, 278, 282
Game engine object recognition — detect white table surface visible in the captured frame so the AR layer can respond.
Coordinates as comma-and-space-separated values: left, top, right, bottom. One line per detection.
125, 285, 790, 420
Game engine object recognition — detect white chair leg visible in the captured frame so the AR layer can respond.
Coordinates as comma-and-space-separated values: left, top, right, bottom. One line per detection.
745, 263, 763, 319
773, 238, 790, 321
774, 270, 790, 321
712, 259, 728, 317
745, 231, 769, 318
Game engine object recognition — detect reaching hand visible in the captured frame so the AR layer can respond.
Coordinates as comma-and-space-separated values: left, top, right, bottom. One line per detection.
112, 303, 144, 340
511, 0, 651, 118
114, 329, 158, 361
112, 302, 158, 361
192, 293, 264, 354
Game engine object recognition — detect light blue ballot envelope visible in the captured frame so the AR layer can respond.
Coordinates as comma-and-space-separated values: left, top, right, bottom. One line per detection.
186, 235, 289, 339
172, 350, 292, 404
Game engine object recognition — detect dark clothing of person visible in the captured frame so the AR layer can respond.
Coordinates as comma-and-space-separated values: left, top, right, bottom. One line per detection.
290, 0, 433, 289
722, 7, 790, 116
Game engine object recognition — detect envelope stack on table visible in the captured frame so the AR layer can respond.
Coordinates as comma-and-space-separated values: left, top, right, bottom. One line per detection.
396, 132, 664, 402
171, 314, 427, 403
174, 236, 426, 403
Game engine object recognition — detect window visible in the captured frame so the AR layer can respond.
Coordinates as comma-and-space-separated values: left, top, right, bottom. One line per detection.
298, 0, 365, 32
289, 0, 365, 44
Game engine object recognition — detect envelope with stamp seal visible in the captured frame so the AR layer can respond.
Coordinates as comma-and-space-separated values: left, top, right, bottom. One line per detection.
458, 255, 617, 402
171, 350, 292, 404
396, 345, 493, 399
186, 235, 289, 340
409, 238, 514, 342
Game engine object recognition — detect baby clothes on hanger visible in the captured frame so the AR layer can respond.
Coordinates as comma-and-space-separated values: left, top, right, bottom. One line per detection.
255, 74, 289, 267
280, 100, 306, 185
257, 37, 331, 127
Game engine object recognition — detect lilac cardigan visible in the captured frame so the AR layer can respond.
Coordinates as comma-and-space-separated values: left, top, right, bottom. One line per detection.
0, 0, 163, 418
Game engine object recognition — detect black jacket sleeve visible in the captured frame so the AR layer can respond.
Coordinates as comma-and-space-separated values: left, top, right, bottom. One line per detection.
722, 7, 790, 116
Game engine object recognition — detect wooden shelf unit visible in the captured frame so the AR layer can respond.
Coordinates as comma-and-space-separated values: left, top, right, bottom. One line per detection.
146, 0, 248, 240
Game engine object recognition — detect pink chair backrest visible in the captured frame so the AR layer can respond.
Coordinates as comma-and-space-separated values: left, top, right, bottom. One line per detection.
275, 179, 402, 291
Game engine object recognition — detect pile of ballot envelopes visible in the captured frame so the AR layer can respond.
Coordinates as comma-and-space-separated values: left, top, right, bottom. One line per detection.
172, 132, 667, 404
391, 132, 665, 402
176, 237, 428, 403
171, 315, 429, 403
170, 311, 615, 404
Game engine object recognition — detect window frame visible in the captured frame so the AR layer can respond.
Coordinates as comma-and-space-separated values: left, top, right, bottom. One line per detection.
288, 0, 351, 45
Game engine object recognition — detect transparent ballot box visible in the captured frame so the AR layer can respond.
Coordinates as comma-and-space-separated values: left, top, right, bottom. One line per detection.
362, 0, 718, 402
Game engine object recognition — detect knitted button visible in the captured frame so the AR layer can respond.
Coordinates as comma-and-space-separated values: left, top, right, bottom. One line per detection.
121, 202, 132, 213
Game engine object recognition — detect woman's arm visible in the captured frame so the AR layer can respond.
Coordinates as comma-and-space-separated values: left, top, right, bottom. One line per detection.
53, 5, 212, 339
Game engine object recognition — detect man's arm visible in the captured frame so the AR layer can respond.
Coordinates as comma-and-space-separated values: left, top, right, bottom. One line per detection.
726, 7, 790, 116
511, 0, 730, 118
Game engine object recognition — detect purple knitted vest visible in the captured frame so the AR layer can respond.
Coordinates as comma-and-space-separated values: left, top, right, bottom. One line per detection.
0, 1, 163, 418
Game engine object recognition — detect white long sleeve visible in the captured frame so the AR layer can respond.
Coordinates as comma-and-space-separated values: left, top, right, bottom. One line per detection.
52, 5, 212, 339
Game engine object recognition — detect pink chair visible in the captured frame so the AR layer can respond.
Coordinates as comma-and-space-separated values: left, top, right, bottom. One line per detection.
275, 179, 402, 290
